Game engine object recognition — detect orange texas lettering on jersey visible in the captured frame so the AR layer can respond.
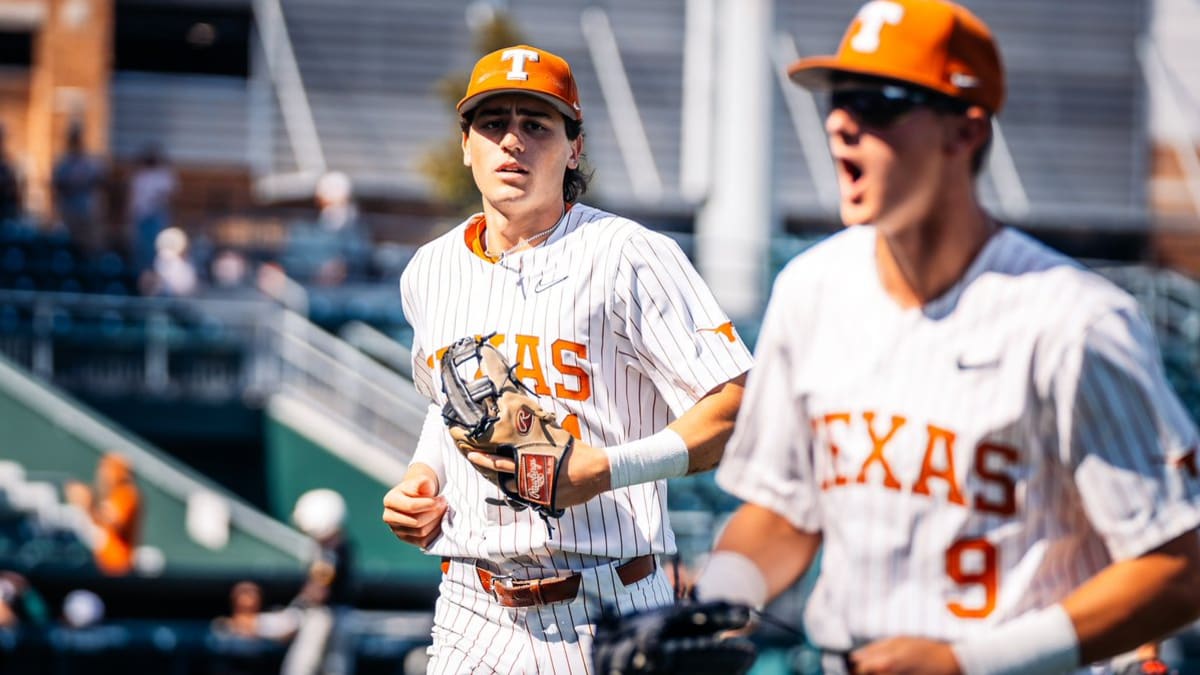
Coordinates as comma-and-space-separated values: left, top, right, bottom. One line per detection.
427, 333, 590, 437
812, 410, 1019, 517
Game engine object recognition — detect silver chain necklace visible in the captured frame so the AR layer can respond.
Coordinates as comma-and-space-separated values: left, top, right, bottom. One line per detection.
485, 213, 564, 260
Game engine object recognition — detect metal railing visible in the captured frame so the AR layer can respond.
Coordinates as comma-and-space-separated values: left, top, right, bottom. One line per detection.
0, 291, 278, 400
250, 0, 327, 199
771, 33, 840, 213
0, 290, 425, 465
339, 320, 414, 379
581, 7, 664, 204
0, 353, 316, 565
270, 310, 426, 462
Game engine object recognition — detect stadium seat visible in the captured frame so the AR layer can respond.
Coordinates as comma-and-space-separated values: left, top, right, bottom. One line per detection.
0, 460, 25, 489
5, 481, 59, 517
1, 246, 25, 274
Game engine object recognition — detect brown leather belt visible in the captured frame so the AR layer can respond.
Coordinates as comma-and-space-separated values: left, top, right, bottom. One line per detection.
440, 555, 656, 608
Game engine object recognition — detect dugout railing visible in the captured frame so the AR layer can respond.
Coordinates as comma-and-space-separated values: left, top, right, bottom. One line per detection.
0, 288, 425, 466
0, 287, 438, 581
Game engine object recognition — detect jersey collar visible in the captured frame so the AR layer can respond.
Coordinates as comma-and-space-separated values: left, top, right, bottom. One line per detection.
462, 204, 576, 264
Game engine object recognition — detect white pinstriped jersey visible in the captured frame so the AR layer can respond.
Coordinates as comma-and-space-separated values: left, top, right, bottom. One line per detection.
717, 225, 1200, 660
402, 202, 752, 567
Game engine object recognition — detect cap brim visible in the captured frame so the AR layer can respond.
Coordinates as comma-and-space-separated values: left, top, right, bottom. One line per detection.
787, 56, 977, 108
457, 89, 580, 121
787, 56, 849, 90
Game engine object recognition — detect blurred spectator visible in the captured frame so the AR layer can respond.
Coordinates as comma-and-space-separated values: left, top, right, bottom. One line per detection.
140, 227, 198, 296
61, 588, 105, 629
315, 170, 357, 234
0, 123, 22, 223
211, 249, 251, 289
212, 580, 300, 642
283, 488, 355, 675
51, 124, 107, 255
292, 488, 354, 608
64, 453, 143, 576
0, 570, 49, 629
256, 260, 309, 313
127, 144, 177, 276
284, 171, 370, 286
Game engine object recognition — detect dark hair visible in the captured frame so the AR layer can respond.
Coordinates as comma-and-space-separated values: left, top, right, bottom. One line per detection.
460, 109, 592, 203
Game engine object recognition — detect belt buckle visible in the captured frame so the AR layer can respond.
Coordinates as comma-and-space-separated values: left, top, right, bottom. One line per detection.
488, 573, 514, 601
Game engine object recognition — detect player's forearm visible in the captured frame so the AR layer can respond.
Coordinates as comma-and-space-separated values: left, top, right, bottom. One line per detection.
668, 373, 747, 474
712, 503, 821, 601
592, 374, 745, 497
1062, 530, 1200, 665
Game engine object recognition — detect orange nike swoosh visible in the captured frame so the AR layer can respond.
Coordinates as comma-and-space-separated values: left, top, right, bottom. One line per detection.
697, 321, 735, 342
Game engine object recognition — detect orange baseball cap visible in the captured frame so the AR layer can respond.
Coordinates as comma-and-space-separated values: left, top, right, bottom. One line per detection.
788, 0, 1005, 114
458, 45, 583, 121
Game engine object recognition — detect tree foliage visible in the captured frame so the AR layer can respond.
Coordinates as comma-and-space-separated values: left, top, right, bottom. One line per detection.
419, 13, 524, 216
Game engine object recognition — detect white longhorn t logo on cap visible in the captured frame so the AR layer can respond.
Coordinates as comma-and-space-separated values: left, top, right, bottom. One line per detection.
502, 48, 540, 81
850, 1, 904, 53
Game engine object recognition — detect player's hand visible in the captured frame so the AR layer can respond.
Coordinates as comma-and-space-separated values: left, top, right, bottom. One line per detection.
382, 468, 447, 549
462, 440, 611, 508
849, 637, 962, 675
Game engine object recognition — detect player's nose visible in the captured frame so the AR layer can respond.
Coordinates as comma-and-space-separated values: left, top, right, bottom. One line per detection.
825, 107, 859, 141
499, 123, 524, 154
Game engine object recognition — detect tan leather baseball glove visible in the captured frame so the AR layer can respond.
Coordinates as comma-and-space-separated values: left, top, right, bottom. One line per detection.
440, 335, 574, 521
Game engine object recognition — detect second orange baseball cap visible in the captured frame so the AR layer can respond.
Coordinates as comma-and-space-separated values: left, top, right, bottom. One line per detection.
458, 45, 583, 121
788, 0, 1005, 114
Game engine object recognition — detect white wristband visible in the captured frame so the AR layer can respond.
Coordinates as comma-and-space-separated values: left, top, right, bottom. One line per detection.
603, 428, 689, 489
951, 604, 1079, 675
693, 551, 768, 609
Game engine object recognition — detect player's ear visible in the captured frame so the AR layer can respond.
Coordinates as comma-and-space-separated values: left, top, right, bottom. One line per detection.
945, 106, 990, 161
462, 133, 472, 167
567, 136, 582, 170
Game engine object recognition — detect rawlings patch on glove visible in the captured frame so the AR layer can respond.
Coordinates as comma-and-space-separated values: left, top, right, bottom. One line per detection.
592, 600, 757, 675
440, 335, 574, 521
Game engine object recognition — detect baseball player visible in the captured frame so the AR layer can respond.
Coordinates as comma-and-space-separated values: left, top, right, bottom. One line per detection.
691, 2, 1200, 674
381, 45, 752, 673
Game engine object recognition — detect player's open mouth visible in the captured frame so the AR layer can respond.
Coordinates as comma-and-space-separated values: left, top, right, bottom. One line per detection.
840, 158, 863, 184
497, 162, 528, 174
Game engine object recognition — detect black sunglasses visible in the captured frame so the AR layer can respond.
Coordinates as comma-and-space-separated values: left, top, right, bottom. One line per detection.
829, 84, 968, 128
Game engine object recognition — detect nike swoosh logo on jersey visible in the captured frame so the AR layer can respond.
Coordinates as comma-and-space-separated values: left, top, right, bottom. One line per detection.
534, 275, 569, 293
955, 355, 1000, 370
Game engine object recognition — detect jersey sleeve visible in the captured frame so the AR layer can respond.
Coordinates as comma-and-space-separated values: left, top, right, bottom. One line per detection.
715, 275, 823, 532
1054, 306, 1200, 560
410, 402, 448, 488
409, 343, 436, 401
399, 254, 446, 481
400, 257, 438, 401
611, 230, 752, 414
